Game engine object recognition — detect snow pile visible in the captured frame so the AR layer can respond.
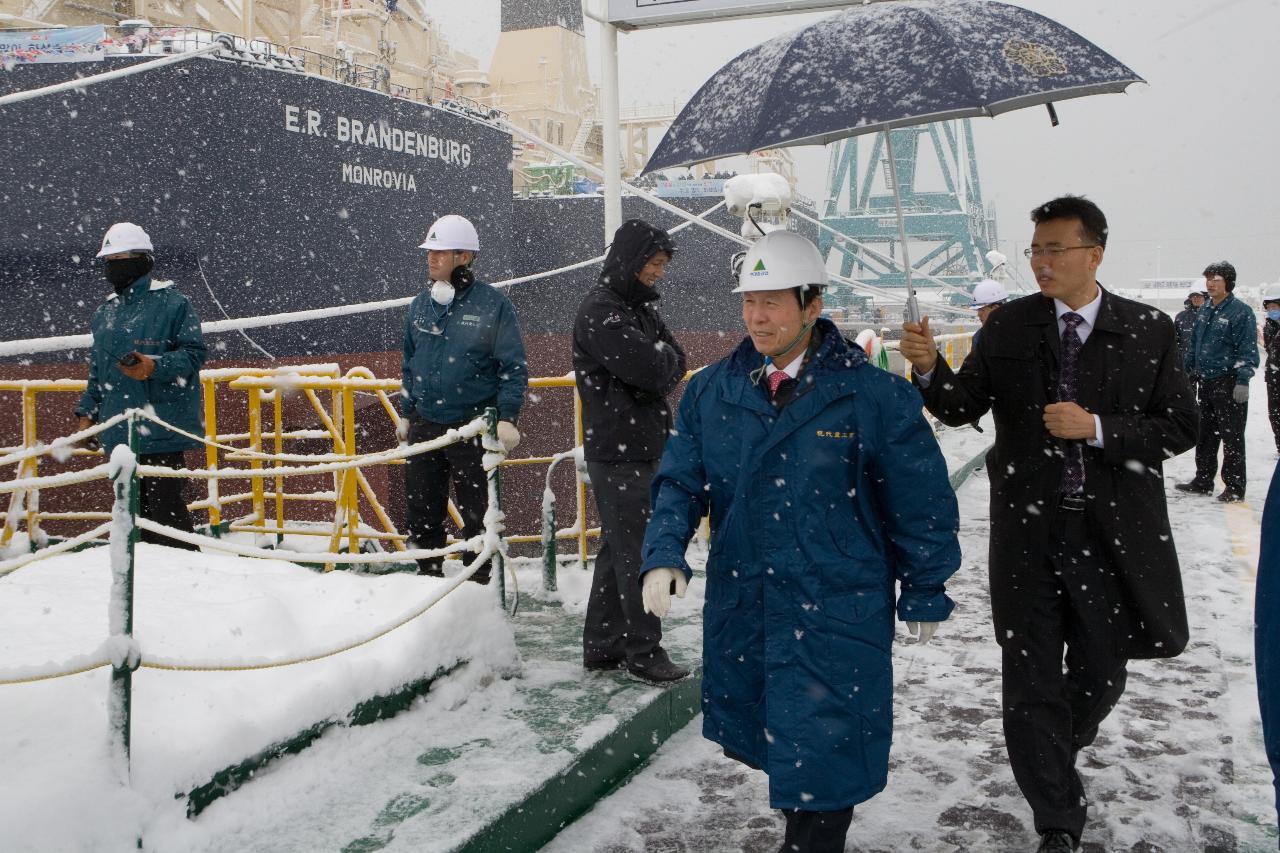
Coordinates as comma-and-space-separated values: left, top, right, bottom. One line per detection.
0, 545, 517, 852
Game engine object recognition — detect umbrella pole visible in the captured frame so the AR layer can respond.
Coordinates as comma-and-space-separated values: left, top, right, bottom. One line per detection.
883, 129, 921, 324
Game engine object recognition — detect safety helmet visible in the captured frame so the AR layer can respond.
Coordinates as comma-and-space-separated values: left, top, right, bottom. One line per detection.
732, 230, 828, 294
419, 214, 480, 252
96, 222, 153, 258
969, 278, 1008, 309
1263, 282, 1280, 305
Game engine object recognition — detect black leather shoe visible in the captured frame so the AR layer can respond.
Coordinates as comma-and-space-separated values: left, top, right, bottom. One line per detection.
1216, 491, 1244, 503
466, 567, 491, 585
583, 657, 624, 672
416, 559, 443, 577
1035, 831, 1077, 852
1174, 481, 1213, 495
625, 648, 690, 684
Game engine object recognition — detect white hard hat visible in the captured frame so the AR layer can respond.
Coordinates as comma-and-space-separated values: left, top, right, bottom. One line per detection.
96, 222, 153, 258
969, 278, 1009, 309
419, 214, 479, 251
732, 230, 828, 294
1263, 282, 1280, 303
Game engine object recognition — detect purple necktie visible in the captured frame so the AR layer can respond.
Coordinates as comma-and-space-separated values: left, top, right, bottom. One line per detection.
1058, 312, 1085, 495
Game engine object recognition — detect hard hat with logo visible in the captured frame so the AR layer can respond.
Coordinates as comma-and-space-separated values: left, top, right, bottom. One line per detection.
1263, 282, 1280, 304
969, 278, 1009, 309
96, 222, 154, 258
419, 214, 480, 251
732, 230, 828, 294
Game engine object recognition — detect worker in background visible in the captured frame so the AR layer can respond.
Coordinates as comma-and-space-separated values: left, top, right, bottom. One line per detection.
75, 221, 206, 550
400, 214, 527, 582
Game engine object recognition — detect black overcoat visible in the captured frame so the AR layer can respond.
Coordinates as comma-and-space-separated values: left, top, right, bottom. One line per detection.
915, 288, 1198, 658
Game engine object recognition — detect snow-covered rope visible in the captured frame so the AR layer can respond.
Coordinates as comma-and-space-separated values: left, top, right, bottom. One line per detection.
135, 518, 481, 565
0, 412, 131, 469
131, 412, 490, 479
0, 462, 111, 496
0, 521, 111, 577
0, 38, 229, 108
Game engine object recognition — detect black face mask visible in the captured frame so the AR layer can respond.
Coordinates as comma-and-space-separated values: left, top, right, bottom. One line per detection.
105, 255, 154, 294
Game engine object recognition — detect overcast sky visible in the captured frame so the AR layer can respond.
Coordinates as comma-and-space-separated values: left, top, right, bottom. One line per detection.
430, 0, 1279, 290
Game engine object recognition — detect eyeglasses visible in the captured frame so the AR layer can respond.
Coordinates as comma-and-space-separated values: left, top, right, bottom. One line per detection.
1023, 245, 1099, 260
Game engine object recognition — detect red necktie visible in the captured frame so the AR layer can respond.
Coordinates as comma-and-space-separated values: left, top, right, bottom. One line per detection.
767, 369, 788, 398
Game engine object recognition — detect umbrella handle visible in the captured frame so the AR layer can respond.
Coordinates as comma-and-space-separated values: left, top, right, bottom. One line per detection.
904, 294, 922, 325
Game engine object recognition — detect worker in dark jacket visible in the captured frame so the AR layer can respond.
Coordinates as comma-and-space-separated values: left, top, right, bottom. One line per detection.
401, 214, 527, 581
1177, 261, 1259, 501
573, 219, 688, 683
1263, 284, 1280, 455
642, 230, 960, 852
1173, 290, 1206, 362
75, 222, 206, 550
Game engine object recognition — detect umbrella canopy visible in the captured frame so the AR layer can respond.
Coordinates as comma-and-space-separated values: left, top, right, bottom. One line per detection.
644, 0, 1144, 173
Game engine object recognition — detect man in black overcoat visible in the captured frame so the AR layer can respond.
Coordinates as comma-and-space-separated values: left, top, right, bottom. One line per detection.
900, 196, 1198, 852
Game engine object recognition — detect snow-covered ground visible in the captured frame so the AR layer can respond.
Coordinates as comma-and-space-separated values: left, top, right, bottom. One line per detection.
546, 372, 1280, 853
0, 372, 1276, 852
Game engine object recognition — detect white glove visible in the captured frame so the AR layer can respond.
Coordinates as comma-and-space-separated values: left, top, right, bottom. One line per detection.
907, 621, 939, 645
496, 420, 521, 452
641, 568, 688, 618
396, 416, 409, 445
1233, 384, 1249, 404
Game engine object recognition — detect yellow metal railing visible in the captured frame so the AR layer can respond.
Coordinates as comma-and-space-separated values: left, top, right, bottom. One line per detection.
0, 367, 603, 564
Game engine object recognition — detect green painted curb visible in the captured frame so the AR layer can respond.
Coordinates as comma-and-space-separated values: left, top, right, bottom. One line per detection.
453, 674, 703, 853
184, 662, 464, 818
949, 445, 992, 492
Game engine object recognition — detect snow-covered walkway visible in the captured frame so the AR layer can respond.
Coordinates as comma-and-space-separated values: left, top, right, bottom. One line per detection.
545, 375, 1279, 853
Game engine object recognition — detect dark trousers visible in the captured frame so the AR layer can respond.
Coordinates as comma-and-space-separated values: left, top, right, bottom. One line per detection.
403, 417, 486, 574
1001, 508, 1128, 842
1267, 370, 1280, 453
138, 451, 199, 551
1193, 374, 1248, 495
779, 807, 854, 853
583, 458, 661, 664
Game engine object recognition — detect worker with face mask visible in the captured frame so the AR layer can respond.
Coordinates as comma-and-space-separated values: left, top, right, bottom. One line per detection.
74, 222, 206, 549
399, 214, 528, 581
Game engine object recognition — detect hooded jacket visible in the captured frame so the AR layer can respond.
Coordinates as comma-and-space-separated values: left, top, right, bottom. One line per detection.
573, 220, 686, 463
75, 275, 207, 454
641, 320, 960, 810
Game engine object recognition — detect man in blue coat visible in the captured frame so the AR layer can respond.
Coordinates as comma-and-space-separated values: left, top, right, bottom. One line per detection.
640, 230, 961, 852
75, 222, 206, 549
1257, 462, 1280, 848
400, 214, 527, 581
1178, 261, 1259, 502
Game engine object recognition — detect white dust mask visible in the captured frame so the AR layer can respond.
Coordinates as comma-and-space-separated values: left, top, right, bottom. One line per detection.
430, 280, 455, 306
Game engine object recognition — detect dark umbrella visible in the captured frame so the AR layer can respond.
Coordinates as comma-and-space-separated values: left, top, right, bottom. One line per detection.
644, 0, 1144, 320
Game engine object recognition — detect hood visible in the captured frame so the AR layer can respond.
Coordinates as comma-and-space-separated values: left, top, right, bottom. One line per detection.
599, 219, 675, 305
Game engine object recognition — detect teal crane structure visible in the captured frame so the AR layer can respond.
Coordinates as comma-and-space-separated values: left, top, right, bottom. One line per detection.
817, 119, 998, 301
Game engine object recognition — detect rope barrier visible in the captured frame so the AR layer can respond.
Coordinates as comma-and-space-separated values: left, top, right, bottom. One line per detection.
134, 517, 482, 564
0, 521, 111, 577
0, 412, 131, 470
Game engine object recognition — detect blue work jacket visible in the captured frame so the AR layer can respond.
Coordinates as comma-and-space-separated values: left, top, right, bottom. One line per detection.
75, 276, 207, 454
1186, 293, 1259, 383
641, 320, 961, 811
1256, 463, 1280, 825
401, 281, 527, 424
